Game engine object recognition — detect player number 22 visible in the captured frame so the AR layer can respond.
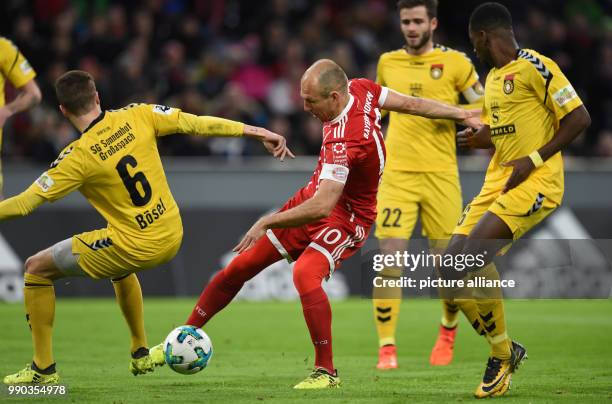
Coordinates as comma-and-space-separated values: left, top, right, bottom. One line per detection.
115, 155, 153, 207
381, 208, 402, 228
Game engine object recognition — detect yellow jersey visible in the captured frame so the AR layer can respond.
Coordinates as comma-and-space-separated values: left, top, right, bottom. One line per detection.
27, 104, 244, 259
481, 49, 583, 204
377, 44, 482, 172
0, 36, 36, 145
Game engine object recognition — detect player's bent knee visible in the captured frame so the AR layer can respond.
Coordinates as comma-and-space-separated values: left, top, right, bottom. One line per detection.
24, 254, 55, 282
110, 273, 133, 283
24, 254, 43, 275
24, 249, 63, 280
292, 266, 319, 296
461, 238, 498, 268
292, 251, 330, 296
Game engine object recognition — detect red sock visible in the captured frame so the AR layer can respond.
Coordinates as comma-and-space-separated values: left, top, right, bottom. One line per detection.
293, 248, 334, 373
300, 287, 334, 373
186, 235, 281, 327
186, 269, 238, 327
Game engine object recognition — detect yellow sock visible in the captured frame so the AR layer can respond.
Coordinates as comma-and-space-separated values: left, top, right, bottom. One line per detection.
435, 260, 483, 335
373, 267, 402, 347
24, 273, 55, 369
440, 299, 460, 328
452, 298, 487, 335
112, 273, 147, 353
477, 298, 511, 359
429, 241, 458, 329
472, 263, 511, 359
373, 298, 401, 346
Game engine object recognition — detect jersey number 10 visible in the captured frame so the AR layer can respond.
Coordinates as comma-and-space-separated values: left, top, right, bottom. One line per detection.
115, 155, 153, 207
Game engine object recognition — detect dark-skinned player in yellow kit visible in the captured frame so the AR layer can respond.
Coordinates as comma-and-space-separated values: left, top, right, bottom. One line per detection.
440, 2, 590, 398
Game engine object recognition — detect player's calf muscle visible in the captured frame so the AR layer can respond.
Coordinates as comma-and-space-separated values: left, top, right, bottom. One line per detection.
445, 234, 467, 256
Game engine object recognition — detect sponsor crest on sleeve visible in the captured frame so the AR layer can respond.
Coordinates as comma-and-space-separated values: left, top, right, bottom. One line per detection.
20, 60, 32, 74
553, 85, 577, 107
332, 166, 349, 182
152, 105, 173, 115
35, 172, 55, 192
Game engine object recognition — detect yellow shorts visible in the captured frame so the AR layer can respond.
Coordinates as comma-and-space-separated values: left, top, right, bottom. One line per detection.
454, 179, 559, 240
375, 170, 462, 245
71, 228, 182, 279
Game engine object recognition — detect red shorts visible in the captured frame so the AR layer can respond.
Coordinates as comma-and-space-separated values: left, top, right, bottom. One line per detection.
266, 198, 370, 275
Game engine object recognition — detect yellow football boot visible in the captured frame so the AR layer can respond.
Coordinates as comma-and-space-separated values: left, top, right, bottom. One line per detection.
3, 364, 60, 384
129, 347, 155, 376
293, 368, 341, 389
475, 341, 527, 398
149, 343, 166, 367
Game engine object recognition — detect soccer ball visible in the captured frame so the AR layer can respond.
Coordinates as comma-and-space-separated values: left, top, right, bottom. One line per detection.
163, 325, 213, 375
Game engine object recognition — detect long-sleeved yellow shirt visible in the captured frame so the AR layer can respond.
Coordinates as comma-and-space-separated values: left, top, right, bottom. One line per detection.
1, 104, 244, 258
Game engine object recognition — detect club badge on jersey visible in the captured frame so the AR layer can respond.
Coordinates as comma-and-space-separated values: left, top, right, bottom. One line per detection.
503, 74, 515, 94
430, 64, 444, 80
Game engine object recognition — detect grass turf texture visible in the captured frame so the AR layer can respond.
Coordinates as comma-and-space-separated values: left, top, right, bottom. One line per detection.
1, 299, 611, 403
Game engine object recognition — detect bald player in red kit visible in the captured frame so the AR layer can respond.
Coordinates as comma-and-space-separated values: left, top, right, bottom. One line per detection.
151, 59, 480, 389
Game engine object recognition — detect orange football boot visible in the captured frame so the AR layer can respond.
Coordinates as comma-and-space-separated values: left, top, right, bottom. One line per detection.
376, 345, 398, 370
429, 325, 457, 366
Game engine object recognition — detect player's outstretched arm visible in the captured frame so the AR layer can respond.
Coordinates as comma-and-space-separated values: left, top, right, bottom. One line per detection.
0, 187, 46, 220
175, 112, 294, 160
501, 105, 591, 193
457, 125, 493, 150
233, 180, 344, 254
381, 88, 482, 128
0, 80, 42, 128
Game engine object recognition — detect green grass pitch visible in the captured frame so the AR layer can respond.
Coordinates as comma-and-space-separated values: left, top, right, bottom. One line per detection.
1, 298, 611, 403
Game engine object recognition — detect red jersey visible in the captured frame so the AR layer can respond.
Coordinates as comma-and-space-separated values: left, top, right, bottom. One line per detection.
292, 78, 388, 226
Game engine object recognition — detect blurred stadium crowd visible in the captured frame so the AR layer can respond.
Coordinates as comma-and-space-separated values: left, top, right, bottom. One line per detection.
0, 0, 610, 163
